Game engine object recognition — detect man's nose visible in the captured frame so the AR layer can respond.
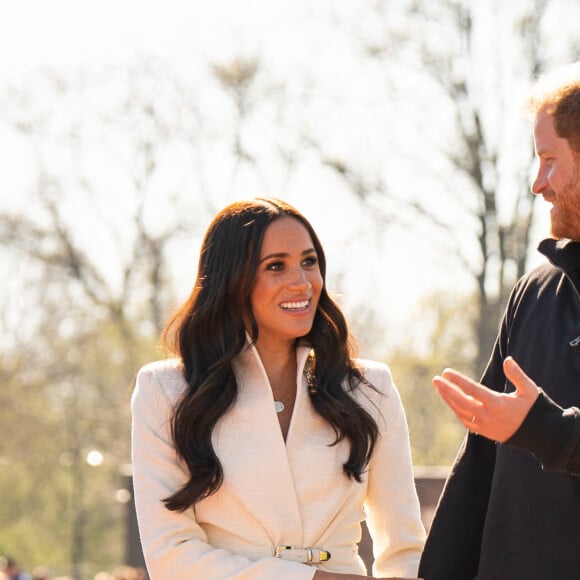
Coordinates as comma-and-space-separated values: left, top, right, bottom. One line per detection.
531, 168, 547, 195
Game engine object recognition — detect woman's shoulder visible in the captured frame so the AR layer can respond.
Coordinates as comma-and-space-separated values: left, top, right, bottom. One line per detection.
354, 358, 394, 390
351, 358, 405, 424
134, 358, 188, 403
349, 358, 399, 404
139, 357, 183, 373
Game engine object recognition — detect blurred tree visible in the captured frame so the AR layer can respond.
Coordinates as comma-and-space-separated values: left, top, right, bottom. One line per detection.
1, 3, 579, 575
0, 294, 157, 577
0, 54, 327, 577
352, 290, 477, 466
319, 0, 580, 374
0, 60, 206, 578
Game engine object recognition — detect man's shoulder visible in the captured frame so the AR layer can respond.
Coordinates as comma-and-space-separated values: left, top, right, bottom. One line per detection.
517, 261, 562, 290
505, 260, 573, 316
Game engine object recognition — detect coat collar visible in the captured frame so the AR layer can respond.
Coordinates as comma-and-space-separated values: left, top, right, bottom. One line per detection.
538, 238, 580, 296
234, 336, 314, 384
208, 338, 317, 546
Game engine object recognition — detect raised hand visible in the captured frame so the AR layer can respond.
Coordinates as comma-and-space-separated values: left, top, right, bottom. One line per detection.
432, 356, 541, 442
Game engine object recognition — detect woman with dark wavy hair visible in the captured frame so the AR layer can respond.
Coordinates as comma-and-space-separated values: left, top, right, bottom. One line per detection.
131, 197, 425, 579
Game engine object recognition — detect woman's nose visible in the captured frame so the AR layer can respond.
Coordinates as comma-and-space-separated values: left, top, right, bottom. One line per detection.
288, 268, 311, 288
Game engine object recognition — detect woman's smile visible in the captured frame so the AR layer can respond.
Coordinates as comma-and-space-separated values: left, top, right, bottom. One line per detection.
251, 216, 323, 349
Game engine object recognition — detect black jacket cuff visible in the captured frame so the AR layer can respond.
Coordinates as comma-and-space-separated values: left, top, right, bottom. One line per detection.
506, 390, 579, 471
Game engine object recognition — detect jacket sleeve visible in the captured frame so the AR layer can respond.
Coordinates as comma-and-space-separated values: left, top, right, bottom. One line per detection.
131, 364, 315, 580
417, 431, 496, 580
419, 333, 506, 580
363, 364, 426, 578
506, 390, 580, 475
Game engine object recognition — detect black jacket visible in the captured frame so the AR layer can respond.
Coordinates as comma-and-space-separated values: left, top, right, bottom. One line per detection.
419, 238, 580, 580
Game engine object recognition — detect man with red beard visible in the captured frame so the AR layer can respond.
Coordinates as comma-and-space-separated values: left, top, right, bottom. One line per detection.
419, 62, 580, 579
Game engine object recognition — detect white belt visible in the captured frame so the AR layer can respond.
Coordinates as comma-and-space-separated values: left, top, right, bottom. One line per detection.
274, 545, 331, 564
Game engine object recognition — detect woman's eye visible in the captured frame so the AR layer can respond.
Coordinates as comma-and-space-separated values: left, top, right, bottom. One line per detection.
302, 256, 318, 267
266, 261, 285, 271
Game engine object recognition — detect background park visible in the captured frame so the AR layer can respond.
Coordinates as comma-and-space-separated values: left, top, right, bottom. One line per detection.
1, 0, 579, 578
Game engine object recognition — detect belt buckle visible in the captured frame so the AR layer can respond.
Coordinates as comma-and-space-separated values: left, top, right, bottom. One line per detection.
274, 545, 293, 558
274, 545, 331, 564
314, 548, 331, 563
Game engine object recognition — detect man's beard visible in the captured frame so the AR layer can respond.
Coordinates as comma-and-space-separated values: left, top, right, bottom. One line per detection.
550, 156, 580, 240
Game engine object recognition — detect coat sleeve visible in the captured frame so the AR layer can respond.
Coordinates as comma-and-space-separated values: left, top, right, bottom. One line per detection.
363, 364, 426, 578
131, 364, 315, 580
506, 390, 580, 475
419, 330, 505, 580
417, 431, 496, 580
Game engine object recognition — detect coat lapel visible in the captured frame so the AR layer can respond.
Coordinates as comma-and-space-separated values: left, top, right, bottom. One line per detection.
211, 342, 306, 545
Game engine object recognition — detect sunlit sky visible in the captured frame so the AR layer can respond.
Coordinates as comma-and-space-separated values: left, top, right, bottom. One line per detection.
1, 0, 562, 354
1, 1, 354, 80
2, 1, 217, 76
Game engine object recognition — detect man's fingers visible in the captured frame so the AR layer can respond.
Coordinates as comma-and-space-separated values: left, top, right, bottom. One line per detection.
440, 368, 483, 397
440, 368, 472, 384
432, 375, 484, 419
503, 356, 539, 398
433, 358, 540, 442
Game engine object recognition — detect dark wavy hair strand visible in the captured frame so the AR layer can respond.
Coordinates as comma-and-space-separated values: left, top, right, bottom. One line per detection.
162, 197, 379, 512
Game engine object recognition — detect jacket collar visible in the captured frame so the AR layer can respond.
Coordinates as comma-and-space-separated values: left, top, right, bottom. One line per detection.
538, 237, 580, 295
235, 334, 314, 379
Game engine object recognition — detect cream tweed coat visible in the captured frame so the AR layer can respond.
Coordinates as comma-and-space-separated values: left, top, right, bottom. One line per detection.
131, 341, 425, 579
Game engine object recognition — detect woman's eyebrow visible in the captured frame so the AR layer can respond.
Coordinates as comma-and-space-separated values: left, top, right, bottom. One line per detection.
258, 248, 316, 263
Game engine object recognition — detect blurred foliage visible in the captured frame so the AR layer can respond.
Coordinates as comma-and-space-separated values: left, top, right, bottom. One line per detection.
1, 0, 579, 577
387, 292, 478, 466
353, 290, 478, 466
0, 310, 158, 578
